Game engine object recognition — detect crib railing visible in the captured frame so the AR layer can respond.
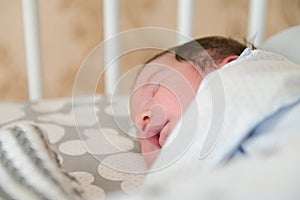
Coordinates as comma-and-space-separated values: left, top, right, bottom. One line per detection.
247, 0, 268, 46
22, 0, 267, 101
22, 0, 43, 101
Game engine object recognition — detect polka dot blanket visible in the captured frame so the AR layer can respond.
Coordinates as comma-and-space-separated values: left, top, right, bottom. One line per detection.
0, 95, 147, 200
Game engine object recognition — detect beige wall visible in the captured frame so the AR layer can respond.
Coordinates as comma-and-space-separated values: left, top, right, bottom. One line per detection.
0, 0, 299, 100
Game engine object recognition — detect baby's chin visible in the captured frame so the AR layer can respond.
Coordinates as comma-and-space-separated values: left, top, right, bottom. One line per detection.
139, 122, 176, 167
140, 139, 161, 167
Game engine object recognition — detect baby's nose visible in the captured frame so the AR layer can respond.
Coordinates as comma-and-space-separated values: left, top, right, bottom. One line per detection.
135, 104, 167, 132
135, 112, 151, 131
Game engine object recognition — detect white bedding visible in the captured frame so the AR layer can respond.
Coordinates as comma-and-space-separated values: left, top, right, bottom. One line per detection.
111, 138, 300, 200
1, 47, 300, 200
145, 49, 300, 173
126, 49, 300, 199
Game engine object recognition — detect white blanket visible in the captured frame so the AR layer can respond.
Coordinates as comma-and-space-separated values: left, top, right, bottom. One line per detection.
107, 50, 300, 199
142, 49, 300, 189
110, 138, 300, 200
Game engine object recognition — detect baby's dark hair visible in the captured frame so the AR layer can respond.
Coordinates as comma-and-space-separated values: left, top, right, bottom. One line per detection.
145, 36, 250, 72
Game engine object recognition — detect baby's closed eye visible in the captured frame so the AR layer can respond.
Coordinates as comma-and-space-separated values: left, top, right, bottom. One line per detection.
152, 84, 160, 97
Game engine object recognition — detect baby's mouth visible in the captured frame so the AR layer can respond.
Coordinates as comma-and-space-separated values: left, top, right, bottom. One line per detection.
146, 133, 161, 148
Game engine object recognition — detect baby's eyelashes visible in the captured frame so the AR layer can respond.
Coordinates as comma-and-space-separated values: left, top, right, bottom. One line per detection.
152, 84, 160, 97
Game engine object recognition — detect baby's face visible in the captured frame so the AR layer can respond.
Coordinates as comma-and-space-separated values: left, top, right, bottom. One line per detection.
130, 53, 202, 166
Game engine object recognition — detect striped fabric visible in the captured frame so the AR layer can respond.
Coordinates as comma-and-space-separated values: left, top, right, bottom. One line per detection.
0, 123, 84, 200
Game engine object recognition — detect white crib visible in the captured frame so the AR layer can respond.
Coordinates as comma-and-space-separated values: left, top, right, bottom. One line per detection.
1, 1, 300, 199
22, 0, 268, 101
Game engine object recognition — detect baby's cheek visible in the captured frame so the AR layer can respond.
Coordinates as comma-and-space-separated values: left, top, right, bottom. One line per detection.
161, 97, 182, 122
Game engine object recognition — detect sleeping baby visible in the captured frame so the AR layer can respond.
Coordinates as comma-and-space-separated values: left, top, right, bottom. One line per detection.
130, 36, 300, 168
130, 36, 247, 166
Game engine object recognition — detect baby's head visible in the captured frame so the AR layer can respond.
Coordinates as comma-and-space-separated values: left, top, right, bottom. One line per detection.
130, 36, 247, 166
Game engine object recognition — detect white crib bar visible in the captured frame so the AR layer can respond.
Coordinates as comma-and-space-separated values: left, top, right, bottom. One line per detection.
22, 0, 44, 101
247, 0, 268, 46
177, 0, 195, 45
103, 0, 120, 95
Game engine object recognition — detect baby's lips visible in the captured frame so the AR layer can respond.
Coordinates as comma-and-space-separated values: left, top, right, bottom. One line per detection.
145, 134, 161, 148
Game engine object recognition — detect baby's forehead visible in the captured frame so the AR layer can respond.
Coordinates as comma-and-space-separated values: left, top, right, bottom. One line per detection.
134, 53, 177, 85
143, 52, 179, 75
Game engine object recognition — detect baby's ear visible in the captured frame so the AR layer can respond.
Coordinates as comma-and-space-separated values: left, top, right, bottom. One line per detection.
217, 55, 239, 68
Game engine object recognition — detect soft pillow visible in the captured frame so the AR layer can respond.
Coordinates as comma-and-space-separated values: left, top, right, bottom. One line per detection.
261, 25, 300, 65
